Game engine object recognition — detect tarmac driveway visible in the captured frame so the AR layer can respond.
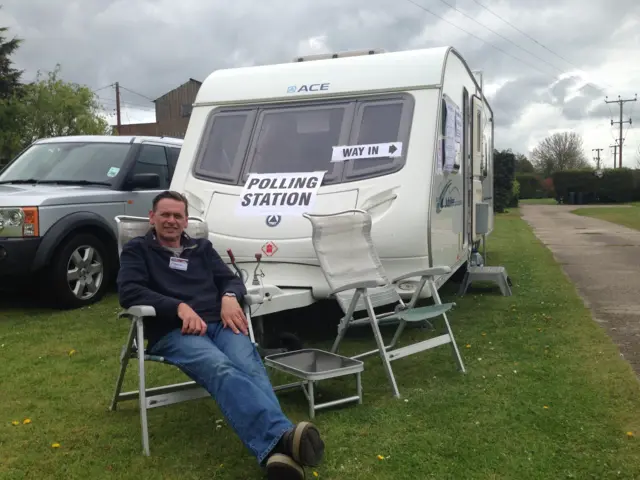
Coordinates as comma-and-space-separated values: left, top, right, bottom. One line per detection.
520, 204, 640, 376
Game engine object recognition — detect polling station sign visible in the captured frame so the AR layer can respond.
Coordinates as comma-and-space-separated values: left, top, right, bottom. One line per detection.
236, 171, 326, 216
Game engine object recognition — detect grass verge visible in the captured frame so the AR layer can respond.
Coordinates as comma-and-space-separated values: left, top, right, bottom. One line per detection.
2, 210, 640, 479
519, 198, 557, 205
572, 204, 640, 231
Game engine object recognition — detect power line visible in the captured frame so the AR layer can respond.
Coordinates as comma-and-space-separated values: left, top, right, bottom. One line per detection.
401, 0, 552, 78
468, 0, 583, 73
433, 0, 564, 77
118, 85, 155, 103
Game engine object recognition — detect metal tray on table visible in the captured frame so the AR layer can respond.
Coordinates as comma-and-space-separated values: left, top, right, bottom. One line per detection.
264, 348, 364, 382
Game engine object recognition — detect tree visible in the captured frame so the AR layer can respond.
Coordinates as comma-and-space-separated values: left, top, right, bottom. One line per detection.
530, 131, 590, 177
493, 149, 517, 212
515, 153, 535, 173
18, 64, 110, 146
0, 16, 25, 163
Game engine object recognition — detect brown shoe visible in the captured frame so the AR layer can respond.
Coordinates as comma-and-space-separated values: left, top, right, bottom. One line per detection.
266, 453, 305, 480
280, 422, 325, 467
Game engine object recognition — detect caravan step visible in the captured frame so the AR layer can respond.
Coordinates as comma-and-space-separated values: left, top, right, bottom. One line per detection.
458, 266, 512, 297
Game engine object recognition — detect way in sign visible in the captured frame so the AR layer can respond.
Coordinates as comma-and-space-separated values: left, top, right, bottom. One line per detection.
331, 142, 403, 163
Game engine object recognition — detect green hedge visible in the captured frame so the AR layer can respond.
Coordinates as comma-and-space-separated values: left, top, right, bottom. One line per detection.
516, 173, 544, 199
494, 149, 516, 212
552, 168, 637, 204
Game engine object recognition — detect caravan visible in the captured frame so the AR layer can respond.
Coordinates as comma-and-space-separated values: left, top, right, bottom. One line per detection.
169, 46, 495, 319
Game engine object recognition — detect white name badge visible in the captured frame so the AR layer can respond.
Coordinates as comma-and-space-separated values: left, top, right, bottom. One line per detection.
169, 257, 188, 271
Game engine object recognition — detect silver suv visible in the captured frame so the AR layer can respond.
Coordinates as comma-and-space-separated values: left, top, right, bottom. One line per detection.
0, 135, 183, 309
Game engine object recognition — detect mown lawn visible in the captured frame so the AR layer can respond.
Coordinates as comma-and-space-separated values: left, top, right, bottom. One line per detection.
519, 198, 557, 205
572, 203, 640, 231
2, 210, 640, 479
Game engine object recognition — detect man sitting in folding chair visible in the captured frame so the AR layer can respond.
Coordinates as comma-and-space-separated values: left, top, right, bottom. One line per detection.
117, 190, 324, 480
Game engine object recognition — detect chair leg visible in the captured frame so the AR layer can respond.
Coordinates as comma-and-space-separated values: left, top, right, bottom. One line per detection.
110, 319, 136, 411
135, 319, 150, 456
330, 314, 350, 354
443, 311, 466, 373
363, 293, 400, 398
430, 280, 466, 374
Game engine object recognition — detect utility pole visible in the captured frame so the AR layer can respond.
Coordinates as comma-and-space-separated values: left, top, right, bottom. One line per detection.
592, 148, 603, 170
605, 94, 637, 168
115, 82, 122, 135
609, 142, 618, 168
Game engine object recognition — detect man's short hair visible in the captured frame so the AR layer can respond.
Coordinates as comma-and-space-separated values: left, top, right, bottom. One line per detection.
152, 190, 189, 217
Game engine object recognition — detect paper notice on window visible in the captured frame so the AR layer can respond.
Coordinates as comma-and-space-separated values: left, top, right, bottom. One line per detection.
236, 171, 327, 216
443, 95, 459, 174
331, 142, 402, 162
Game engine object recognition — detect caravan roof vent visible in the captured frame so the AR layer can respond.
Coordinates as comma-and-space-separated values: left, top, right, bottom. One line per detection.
293, 48, 386, 62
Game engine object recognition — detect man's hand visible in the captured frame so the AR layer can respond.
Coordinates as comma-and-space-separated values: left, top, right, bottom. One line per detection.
221, 295, 248, 335
177, 303, 207, 336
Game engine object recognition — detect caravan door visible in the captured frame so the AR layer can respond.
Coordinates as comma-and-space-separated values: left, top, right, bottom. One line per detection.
470, 94, 484, 244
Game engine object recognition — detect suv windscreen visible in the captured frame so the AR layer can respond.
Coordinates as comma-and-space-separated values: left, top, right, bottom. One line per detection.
0, 142, 131, 185
193, 94, 413, 186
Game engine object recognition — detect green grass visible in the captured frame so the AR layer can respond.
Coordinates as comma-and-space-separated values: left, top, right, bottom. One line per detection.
572, 203, 640, 231
3, 211, 640, 479
518, 198, 557, 205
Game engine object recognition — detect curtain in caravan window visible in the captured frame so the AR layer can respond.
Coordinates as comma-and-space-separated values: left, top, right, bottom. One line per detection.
198, 113, 249, 177
351, 102, 402, 172
248, 106, 346, 174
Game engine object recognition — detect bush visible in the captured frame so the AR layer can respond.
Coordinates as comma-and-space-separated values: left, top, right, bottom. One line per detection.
494, 149, 516, 213
633, 170, 640, 201
516, 173, 543, 199
509, 179, 520, 208
541, 177, 555, 198
552, 168, 635, 204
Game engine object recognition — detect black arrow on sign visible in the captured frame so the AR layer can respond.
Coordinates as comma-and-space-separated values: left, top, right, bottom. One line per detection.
388, 144, 398, 154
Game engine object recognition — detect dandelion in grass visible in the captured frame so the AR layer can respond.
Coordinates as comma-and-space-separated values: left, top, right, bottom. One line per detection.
23, 418, 31, 424
51, 442, 60, 448
11, 420, 19, 426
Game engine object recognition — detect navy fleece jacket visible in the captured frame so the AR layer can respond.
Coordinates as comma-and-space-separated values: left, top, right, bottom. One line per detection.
116, 229, 246, 348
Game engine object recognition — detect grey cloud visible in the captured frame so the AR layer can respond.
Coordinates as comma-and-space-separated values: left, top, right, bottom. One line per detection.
1, 0, 639, 155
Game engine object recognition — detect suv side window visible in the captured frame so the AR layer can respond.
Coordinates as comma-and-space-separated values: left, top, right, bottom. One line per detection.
130, 144, 170, 189
166, 146, 181, 177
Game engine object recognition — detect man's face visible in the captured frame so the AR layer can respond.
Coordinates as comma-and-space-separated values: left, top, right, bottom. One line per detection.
149, 198, 188, 243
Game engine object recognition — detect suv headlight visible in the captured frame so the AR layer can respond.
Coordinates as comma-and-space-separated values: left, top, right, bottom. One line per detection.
0, 207, 39, 237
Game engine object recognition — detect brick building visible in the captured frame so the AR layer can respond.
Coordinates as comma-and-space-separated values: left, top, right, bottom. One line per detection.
115, 78, 202, 138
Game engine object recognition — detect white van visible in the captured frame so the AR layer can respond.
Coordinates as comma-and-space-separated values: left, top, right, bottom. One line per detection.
170, 46, 495, 317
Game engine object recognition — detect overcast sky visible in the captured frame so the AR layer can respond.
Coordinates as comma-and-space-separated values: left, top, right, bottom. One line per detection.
1, 0, 639, 167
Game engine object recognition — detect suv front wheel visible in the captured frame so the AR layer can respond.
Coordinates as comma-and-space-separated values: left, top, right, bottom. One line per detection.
47, 233, 111, 309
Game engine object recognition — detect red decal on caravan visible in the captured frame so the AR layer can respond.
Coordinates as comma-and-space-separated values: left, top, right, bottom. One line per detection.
262, 241, 278, 256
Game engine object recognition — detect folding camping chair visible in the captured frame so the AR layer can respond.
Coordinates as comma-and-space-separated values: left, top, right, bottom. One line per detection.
108, 215, 259, 456
301, 209, 466, 398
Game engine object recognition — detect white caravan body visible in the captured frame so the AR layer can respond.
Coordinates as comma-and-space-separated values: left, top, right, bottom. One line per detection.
170, 46, 494, 316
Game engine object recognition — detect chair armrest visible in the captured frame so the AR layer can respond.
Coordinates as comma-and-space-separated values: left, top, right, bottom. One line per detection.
331, 279, 387, 295
392, 266, 452, 283
118, 305, 156, 319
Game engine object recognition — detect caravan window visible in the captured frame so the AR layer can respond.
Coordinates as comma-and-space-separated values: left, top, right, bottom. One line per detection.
342, 99, 409, 180
194, 111, 255, 183
242, 104, 351, 184
192, 93, 413, 186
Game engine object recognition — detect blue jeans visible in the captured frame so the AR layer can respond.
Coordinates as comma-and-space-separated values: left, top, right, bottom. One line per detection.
148, 321, 294, 464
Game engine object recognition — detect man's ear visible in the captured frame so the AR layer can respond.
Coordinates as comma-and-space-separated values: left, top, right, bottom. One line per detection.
148, 209, 155, 224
